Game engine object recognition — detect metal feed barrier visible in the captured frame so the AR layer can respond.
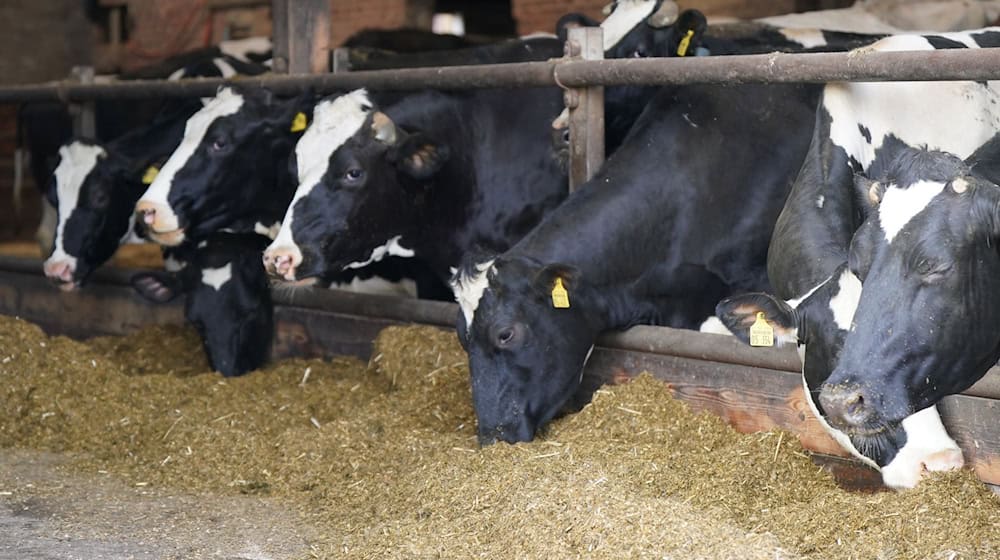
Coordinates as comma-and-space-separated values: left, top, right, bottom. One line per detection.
1, 1, 998, 488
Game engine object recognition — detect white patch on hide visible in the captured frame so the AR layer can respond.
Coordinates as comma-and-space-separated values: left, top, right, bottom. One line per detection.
452, 259, 496, 328
828, 267, 861, 332
778, 27, 827, 49
600, 0, 657, 51
698, 316, 733, 336
878, 180, 945, 244
881, 405, 963, 489
201, 262, 233, 291
345, 235, 415, 269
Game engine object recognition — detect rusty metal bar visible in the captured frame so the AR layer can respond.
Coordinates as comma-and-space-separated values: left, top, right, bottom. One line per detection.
566, 27, 605, 191
4, 48, 1000, 103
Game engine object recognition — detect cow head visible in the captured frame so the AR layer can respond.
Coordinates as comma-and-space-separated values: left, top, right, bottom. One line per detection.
132, 232, 273, 376
263, 90, 448, 282
43, 141, 144, 290
453, 257, 606, 445
821, 148, 1000, 436
551, 1, 707, 159
134, 86, 307, 246
717, 146, 1000, 487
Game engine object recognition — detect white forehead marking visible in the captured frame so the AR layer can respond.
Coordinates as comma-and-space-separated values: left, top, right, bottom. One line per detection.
139, 87, 244, 207
828, 267, 861, 332
201, 262, 232, 291
212, 58, 237, 78
452, 259, 496, 328
601, 0, 657, 51
345, 235, 415, 269
878, 180, 945, 244
816, 194, 825, 209
271, 89, 373, 254
50, 142, 105, 262
823, 31, 1000, 167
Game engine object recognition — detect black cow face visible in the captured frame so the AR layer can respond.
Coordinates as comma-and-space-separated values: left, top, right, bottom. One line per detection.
822, 152, 1000, 436
135, 86, 305, 246
132, 232, 273, 377
43, 141, 142, 290
454, 258, 602, 445
264, 90, 448, 282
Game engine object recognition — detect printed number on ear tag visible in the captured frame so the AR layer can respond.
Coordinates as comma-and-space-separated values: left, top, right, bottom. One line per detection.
749, 312, 774, 347
551, 278, 570, 309
290, 112, 308, 132
141, 166, 159, 185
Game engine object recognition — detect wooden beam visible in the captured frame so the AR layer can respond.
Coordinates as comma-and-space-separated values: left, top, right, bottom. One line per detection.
271, 0, 329, 75
565, 27, 605, 191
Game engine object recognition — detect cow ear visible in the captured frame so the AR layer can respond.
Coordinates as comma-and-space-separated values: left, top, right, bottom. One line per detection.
371, 111, 398, 145
715, 293, 798, 346
131, 272, 182, 304
394, 133, 449, 180
853, 173, 885, 213
555, 13, 599, 42
667, 9, 706, 57
532, 263, 579, 306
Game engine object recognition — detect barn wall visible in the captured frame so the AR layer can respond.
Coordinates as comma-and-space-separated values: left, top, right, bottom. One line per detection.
0, 0, 92, 85
331, 0, 412, 46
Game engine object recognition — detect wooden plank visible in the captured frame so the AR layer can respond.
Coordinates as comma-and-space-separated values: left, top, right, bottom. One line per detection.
272, 0, 330, 75
566, 27, 605, 191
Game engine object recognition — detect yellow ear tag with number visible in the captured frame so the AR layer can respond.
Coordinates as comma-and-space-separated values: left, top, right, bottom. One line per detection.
290, 112, 308, 132
141, 165, 159, 185
677, 29, 695, 57
749, 312, 774, 347
551, 277, 570, 309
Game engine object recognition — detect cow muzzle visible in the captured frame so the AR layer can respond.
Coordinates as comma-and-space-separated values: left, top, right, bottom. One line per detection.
43, 259, 78, 291
818, 382, 877, 433
262, 245, 304, 282
134, 201, 185, 246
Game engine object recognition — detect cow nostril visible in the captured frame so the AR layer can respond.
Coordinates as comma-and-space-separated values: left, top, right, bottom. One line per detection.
140, 208, 156, 225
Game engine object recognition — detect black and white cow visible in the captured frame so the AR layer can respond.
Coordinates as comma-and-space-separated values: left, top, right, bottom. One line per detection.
550, 1, 881, 160
42, 101, 201, 289
453, 80, 823, 445
717, 29, 1000, 488
131, 232, 273, 377
261, 85, 567, 286
134, 85, 313, 247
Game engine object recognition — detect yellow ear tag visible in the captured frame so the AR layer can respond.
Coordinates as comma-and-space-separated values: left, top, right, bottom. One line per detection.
290, 112, 308, 132
141, 165, 159, 185
749, 312, 774, 347
551, 277, 570, 309
677, 28, 695, 57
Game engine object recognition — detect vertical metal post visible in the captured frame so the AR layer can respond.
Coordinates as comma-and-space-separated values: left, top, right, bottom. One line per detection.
70, 66, 96, 137
272, 0, 330, 75
331, 47, 351, 74
565, 27, 604, 191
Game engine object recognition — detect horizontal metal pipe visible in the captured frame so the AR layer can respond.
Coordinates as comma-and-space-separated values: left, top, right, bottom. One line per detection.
2, 48, 1000, 103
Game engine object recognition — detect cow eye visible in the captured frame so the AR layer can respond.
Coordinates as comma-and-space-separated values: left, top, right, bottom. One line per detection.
492, 323, 524, 349
210, 137, 228, 152
916, 259, 952, 283
89, 189, 110, 208
344, 168, 365, 182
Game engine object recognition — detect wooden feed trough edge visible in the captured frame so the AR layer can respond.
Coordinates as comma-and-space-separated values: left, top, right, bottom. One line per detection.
0, 254, 996, 491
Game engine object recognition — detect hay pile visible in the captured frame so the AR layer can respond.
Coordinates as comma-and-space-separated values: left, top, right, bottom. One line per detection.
0, 315, 997, 559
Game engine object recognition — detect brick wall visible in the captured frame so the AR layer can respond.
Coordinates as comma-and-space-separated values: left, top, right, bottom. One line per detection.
331, 0, 412, 46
